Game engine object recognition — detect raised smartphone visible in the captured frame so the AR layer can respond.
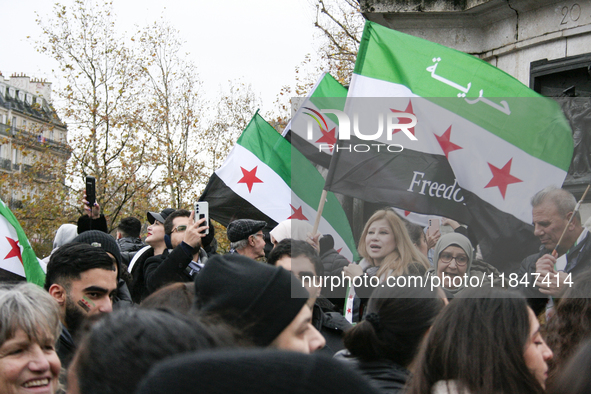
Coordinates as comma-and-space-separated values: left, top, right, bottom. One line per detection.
195, 201, 209, 235
85, 176, 96, 207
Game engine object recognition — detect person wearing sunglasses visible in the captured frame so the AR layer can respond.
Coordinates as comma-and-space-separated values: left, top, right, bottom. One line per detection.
426, 233, 503, 297
143, 209, 211, 297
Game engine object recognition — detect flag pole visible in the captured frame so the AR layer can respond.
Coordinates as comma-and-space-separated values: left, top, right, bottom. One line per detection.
552, 183, 590, 257
312, 189, 328, 235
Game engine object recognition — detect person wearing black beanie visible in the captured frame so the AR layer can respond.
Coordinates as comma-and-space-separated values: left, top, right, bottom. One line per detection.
135, 349, 381, 394
194, 254, 325, 353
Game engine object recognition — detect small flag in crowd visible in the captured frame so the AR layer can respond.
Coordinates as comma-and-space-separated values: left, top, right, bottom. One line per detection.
200, 111, 358, 262
0, 198, 44, 286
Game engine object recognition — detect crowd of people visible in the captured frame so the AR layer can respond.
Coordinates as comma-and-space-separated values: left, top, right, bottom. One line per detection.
0, 184, 590, 393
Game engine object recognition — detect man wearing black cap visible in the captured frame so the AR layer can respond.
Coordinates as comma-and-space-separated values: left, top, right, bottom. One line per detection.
194, 253, 325, 353
227, 219, 267, 259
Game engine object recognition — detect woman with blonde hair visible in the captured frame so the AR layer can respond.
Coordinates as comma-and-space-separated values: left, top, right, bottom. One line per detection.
345, 209, 430, 282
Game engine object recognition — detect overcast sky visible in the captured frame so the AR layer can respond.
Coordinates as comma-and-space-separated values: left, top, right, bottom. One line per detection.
1, 0, 319, 110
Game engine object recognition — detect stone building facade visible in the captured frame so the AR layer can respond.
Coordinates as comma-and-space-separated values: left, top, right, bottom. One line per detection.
0, 73, 69, 207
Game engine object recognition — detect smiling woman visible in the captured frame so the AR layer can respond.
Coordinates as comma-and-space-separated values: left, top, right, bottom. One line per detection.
426, 233, 503, 297
0, 283, 62, 394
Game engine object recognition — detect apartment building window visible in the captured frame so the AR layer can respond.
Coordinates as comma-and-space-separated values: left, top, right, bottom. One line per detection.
530, 53, 591, 194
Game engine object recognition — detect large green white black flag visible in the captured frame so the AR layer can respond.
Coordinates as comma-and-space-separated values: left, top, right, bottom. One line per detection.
324, 21, 573, 270
200, 112, 358, 262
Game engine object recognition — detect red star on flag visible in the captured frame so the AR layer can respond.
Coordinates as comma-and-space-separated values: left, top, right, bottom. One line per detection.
404, 211, 411, 217
315, 127, 337, 152
484, 158, 523, 199
288, 204, 308, 221
347, 308, 352, 314
434, 126, 463, 159
238, 166, 263, 193
4, 237, 22, 264
349, 294, 354, 299
390, 100, 416, 137
336, 248, 342, 254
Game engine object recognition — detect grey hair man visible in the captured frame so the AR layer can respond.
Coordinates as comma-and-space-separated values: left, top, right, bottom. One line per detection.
517, 186, 590, 303
226, 219, 267, 259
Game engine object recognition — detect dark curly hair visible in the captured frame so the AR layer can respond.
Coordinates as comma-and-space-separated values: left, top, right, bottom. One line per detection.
545, 270, 591, 387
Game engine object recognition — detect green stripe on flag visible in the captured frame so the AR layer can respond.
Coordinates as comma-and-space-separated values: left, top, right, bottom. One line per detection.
0, 199, 44, 286
237, 112, 291, 187
309, 73, 348, 125
354, 20, 573, 171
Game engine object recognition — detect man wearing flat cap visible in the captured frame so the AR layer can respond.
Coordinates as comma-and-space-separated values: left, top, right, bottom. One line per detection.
227, 219, 267, 260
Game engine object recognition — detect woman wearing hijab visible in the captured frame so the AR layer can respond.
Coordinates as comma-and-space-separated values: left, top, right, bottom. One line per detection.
426, 233, 502, 297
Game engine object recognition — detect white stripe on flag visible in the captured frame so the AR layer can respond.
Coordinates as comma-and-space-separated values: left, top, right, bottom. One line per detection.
0, 215, 25, 277
216, 144, 355, 261
346, 75, 566, 223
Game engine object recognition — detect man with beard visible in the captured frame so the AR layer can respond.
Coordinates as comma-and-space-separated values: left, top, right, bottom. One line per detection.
44, 242, 118, 368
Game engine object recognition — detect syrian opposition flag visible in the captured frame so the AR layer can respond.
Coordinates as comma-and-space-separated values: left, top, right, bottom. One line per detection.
200, 111, 358, 262
283, 73, 347, 168
0, 199, 44, 286
324, 21, 573, 272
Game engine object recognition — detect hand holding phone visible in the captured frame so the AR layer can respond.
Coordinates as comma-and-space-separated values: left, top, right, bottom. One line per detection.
195, 202, 209, 235
85, 176, 96, 207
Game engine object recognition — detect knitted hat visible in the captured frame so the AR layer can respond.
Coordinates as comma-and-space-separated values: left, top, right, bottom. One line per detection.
73, 230, 122, 266
136, 349, 381, 394
194, 254, 308, 346
147, 208, 175, 225
226, 219, 267, 242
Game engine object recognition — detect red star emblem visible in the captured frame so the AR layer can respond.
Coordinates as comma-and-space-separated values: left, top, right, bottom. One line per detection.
288, 204, 308, 221
347, 308, 352, 314
4, 237, 22, 264
238, 166, 263, 193
315, 127, 337, 152
336, 248, 342, 254
349, 294, 354, 299
390, 100, 416, 137
404, 211, 411, 216
484, 158, 523, 199
434, 126, 462, 159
